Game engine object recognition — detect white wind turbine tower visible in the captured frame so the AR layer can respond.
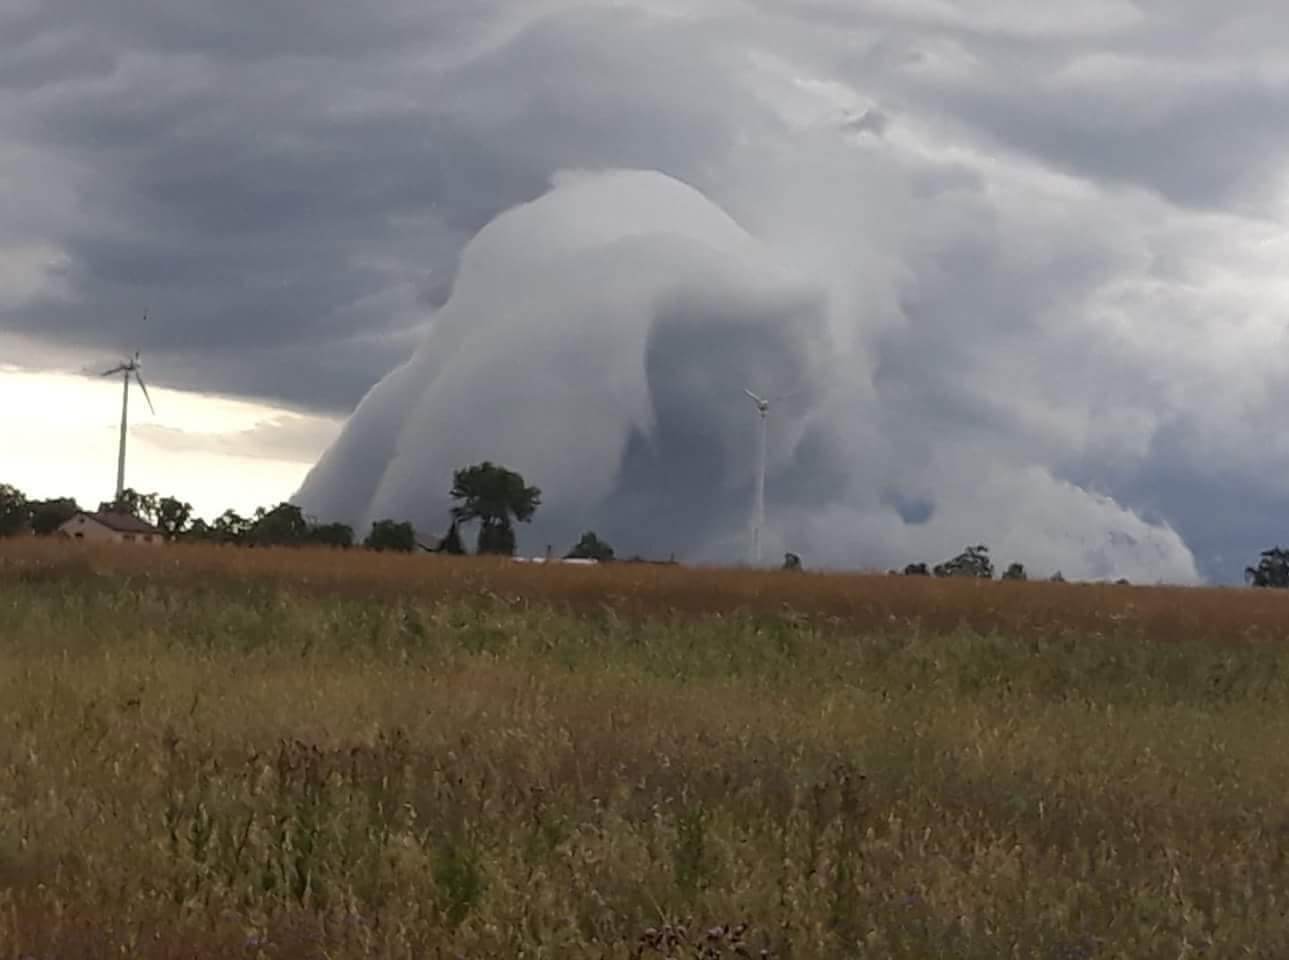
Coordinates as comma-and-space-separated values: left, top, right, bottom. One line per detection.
743, 388, 771, 565
101, 349, 156, 500
743, 385, 812, 566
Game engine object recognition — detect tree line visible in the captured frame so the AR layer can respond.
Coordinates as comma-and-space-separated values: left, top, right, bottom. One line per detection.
889, 545, 1136, 585
0, 461, 626, 561
894, 543, 1289, 587
890, 544, 1043, 582
14, 460, 1285, 582
0, 482, 1074, 577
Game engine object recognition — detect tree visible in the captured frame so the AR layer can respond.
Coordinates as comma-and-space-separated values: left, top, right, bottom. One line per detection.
1002, 562, 1027, 581
449, 462, 541, 557
566, 531, 615, 562
782, 551, 802, 571
155, 496, 193, 540
437, 519, 466, 555
29, 497, 79, 536
477, 523, 516, 556
99, 488, 159, 525
0, 484, 29, 538
184, 518, 215, 542
1247, 548, 1289, 588
309, 522, 355, 549
212, 509, 252, 545
934, 545, 994, 579
365, 519, 417, 553
249, 503, 309, 547
902, 562, 930, 576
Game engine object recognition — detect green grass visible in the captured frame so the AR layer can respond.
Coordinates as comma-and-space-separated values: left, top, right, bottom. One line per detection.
3, 560, 1289, 957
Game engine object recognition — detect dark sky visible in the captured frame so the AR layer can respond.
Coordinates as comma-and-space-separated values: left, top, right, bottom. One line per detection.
5, 1, 1289, 581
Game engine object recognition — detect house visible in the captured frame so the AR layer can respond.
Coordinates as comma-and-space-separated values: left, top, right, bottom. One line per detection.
58, 511, 164, 546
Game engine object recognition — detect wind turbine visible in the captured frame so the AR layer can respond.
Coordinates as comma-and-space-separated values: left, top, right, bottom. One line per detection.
101, 349, 155, 500
743, 384, 813, 566
744, 388, 770, 565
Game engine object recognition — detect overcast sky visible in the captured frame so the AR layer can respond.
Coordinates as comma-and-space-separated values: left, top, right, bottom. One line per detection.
4, 1, 1289, 581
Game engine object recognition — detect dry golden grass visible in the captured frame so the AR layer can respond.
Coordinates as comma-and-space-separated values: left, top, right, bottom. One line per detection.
4, 537, 1287, 645
3, 540, 1289, 958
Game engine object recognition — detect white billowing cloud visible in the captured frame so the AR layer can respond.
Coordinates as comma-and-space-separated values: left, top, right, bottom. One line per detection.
295, 167, 1199, 582
774, 460, 1197, 583
296, 169, 827, 542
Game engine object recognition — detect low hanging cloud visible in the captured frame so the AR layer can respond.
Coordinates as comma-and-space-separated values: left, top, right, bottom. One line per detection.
295, 168, 1198, 582
6, 1, 1289, 581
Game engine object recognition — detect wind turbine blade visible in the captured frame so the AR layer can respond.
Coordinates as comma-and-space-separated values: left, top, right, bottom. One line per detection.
101, 366, 126, 377
135, 372, 156, 414
744, 388, 765, 405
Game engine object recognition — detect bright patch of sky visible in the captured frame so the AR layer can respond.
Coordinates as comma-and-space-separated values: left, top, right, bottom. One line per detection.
0, 366, 340, 521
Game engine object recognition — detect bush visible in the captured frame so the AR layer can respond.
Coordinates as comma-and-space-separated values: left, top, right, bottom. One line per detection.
365, 519, 417, 553
566, 531, 615, 562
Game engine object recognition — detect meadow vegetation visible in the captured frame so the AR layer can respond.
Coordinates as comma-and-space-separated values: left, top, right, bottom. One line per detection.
3, 541, 1289, 957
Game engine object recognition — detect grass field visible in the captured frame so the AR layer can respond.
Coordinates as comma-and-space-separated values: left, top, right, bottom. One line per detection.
3, 541, 1289, 958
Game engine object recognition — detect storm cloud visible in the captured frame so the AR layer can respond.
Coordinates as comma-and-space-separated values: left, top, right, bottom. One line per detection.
5, 1, 1289, 579
294, 168, 1199, 581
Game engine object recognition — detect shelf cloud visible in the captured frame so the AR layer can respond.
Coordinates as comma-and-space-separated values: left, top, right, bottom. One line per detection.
295, 168, 1198, 581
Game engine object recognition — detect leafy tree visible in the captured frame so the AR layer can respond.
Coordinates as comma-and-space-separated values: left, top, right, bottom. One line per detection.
1049, 571, 1066, 583
99, 488, 159, 525
0, 484, 30, 538
902, 562, 930, 576
477, 523, 516, 556
309, 522, 355, 549
934, 545, 994, 579
249, 503, 310, 547
782, 551, 802, 571
1002, 562, 1027, 581
437, 519, 466, 556
566, 531, 615, 562
449, 461, 541, 557
365, 519, 417, 553
1247, 548, 1289, 588
155, 496, 193, 539
29, 498, 80, 536
212, 509, 252, 544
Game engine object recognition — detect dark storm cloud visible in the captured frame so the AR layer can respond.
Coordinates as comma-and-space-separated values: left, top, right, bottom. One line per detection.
5, 0, 1289, 579
1, 2, 777, 409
